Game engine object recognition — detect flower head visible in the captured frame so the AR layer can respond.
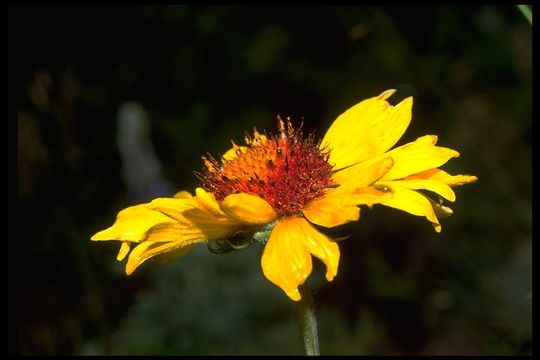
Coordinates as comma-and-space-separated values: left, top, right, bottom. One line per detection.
91, 89, 477, 301
198, 118, 333, 216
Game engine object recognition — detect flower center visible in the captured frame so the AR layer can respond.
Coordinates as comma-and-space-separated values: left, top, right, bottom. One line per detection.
197, 118, 334, 216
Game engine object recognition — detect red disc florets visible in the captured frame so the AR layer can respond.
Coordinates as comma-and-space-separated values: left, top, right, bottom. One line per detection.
197, 117, 334, 216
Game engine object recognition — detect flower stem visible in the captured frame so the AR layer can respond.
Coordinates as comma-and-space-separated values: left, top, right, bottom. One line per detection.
297, 284, 320, 355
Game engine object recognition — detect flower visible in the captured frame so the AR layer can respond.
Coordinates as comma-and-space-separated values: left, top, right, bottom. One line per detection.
91, 89, 477, 301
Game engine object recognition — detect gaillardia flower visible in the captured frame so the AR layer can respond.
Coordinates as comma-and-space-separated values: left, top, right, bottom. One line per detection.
91, 90, 477, 301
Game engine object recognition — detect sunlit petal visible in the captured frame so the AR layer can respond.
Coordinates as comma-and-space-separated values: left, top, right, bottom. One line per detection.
303, 186, 391, 228
379, 135, 460, 181
406, 168, 478, 187
332, 157, 394, 188
388, 178, 456, 202
322, 90, 412, 169
304, 157, 394, 228
381, 185, 442, 233
261, 217, 339, 301
220, 192, 277, 224
195, 187, 227, 217
116, 241, 131, 261
91, 204, 175, 242
125, 240, 195, 275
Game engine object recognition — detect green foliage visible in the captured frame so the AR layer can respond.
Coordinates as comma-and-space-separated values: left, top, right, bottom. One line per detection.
109, 246, 304, 355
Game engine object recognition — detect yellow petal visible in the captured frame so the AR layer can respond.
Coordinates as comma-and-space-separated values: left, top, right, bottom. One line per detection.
125, 241, 155, 274
149, 197, 243, 239
386, 178, 456, 202
206, 211, 247, 237
406, 168, 478, 187
261, 219, 311, 301
295, 217, 340, 281
97, 193, 244, 244
220, 193, 277, 224
153, 244, 196, 264
332, 156, 394, 187
174, 190, 194, 199
321, 90, 413, 170
125, 240, 195, 275
195, 187, 227, 217
124, 205, 249, 275
303, 186, 392, 228
304, 157, 394, 228
351, 186, 394, 204
381, 185, 441, 233
378, 135, 460, 181
124, 219, 220, 275
143, 222, 218, 245
184, 210, 244, 239
261, 217, 340, 301
147, 197, 199, 222
303, 190, 360, 228
117, 241, 131, 261
93, 189, 252, 275
91, 204, 175, 242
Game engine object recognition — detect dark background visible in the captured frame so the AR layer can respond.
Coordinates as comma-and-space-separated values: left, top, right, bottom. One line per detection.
10, 5, 531, 355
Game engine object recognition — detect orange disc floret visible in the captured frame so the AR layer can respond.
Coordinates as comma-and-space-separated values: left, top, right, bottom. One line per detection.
197, 118, 334, 216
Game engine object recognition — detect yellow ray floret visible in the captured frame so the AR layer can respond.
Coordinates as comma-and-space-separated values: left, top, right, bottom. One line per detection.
321, 89, 413, 170
303, 157, 394, 228
261, 216, 340, 301
91, 189, 275, 274
220, 192, 277, 224
405, 168, 478, 186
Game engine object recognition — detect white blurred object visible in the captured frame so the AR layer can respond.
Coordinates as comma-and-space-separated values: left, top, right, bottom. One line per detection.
117, 101, 173, 201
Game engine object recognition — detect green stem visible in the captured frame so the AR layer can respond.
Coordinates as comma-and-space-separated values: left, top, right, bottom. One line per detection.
297, 284, 320, 355
517, 5, 532, 25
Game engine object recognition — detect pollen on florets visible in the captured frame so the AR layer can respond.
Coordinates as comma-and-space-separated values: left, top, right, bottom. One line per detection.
196, 117, 334, 216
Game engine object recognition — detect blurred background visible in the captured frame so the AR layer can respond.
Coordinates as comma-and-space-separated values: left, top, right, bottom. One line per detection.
10, 5, 531, 355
